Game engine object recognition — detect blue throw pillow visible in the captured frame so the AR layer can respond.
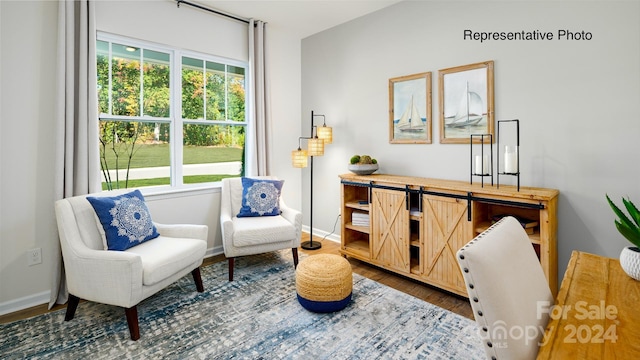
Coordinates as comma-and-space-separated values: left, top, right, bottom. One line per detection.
87, 190, 159, 251
237, 177, 284, 217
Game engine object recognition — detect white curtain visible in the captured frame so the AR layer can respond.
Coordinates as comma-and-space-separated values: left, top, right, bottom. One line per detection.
49, 0, 101, 309
247, 19, 270, 176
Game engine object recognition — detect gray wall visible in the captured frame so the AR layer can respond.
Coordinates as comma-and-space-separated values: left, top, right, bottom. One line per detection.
301, 0, 640, 287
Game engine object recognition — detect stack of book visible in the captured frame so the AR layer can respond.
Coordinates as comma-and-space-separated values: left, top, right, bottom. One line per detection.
351, 211, 370, 227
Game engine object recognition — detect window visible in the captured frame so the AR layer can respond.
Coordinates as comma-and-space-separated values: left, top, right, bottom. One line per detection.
96, 33, 247, 191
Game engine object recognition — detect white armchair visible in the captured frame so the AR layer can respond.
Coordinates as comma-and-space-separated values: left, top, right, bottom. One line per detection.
456, 216, 553, 360
54, 190, 208, 340
220, 177, 302, 281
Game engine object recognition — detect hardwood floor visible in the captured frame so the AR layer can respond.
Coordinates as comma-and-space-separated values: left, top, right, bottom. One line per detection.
0, 233, 472, 324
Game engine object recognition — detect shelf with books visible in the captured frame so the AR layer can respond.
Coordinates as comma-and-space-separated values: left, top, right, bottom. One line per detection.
340, 182, 371, 260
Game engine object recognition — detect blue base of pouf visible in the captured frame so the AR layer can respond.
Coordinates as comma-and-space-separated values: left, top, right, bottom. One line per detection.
297, 292, 352, 313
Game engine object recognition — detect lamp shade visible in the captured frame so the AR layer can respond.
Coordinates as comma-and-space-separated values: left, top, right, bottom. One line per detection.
291, 149, 308, 168
317, 125, 333, 144
307, 138, 325, 156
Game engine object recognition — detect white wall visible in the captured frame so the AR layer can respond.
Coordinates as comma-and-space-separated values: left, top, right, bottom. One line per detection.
95, 0, 248, 61
301, 0, 640, 287
0, 0, 302, 314
0, 0, 60, 313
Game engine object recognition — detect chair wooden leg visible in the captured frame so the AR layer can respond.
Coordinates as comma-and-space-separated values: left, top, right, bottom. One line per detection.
125, 306, 140, 341
65, 294, 80, 321
228, 257, 235, 281
192, 267, 204, 292
292, 248, 299, 268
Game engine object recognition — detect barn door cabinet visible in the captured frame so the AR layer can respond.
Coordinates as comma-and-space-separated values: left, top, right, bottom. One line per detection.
339, 173, 559, 297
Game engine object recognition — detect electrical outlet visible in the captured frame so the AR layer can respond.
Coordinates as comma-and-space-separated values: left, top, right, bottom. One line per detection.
27, 248, 42, 266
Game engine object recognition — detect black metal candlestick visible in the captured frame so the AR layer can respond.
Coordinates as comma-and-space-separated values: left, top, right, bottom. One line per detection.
470, 134, 493, 187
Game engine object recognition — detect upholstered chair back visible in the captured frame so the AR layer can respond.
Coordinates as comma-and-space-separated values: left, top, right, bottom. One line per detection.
62, 195, 105, 250
457, 216, 554, 360
57, 190, 133, 251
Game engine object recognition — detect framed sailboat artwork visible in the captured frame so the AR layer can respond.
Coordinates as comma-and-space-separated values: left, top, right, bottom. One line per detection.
388, 72, 432, 144
438, 61, 494, 144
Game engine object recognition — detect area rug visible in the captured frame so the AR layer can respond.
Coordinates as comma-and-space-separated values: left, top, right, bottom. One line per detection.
1, 251, 484, 359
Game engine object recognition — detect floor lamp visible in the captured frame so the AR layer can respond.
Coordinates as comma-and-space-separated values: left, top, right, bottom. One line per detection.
291, 111, 333, 250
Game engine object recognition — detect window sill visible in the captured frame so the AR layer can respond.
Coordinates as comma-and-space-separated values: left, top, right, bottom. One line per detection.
140, 182, 222, 201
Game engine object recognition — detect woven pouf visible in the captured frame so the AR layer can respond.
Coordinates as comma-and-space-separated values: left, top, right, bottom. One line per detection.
296, 254, 353, 313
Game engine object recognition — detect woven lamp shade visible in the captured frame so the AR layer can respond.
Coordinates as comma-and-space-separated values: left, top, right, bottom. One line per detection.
291, 149, 308, 168
316, 125, 333, 144
307, 137, 324, 156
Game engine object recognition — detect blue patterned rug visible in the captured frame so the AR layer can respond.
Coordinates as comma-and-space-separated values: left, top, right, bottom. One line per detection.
1, 251, 483, 359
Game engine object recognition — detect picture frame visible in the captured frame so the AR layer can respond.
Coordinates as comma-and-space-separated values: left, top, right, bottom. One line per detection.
389, 72, 432, 144
438, 61, 494, 144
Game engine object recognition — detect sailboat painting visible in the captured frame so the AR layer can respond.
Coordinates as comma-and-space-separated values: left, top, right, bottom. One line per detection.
438, 61, 494, 144
447, 83, 484, 128
389, 72, 432, 144
396, 95, 425, 132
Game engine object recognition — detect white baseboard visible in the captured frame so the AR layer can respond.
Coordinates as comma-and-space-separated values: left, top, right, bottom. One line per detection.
206, 245, 224, 258
302, 225, 341, 244
0, 290, 51, 316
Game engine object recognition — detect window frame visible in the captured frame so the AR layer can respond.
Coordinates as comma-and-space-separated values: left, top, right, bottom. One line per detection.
96, 32, 249, 193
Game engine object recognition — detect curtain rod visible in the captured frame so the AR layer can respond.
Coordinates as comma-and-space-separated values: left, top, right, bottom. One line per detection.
176, 0, 251, 25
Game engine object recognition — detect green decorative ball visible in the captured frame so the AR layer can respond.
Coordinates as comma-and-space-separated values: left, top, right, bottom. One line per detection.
350, 155, 361, 164
359, 155, 373, 164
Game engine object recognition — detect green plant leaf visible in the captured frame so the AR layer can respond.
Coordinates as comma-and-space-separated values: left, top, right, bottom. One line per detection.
606, 194, 636, 230
622, 197, 640, 227
615, 221, 640, 248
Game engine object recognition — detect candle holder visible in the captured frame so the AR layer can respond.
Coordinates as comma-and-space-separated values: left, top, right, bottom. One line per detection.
470, 134, 493, 187
497, 119, 520, 191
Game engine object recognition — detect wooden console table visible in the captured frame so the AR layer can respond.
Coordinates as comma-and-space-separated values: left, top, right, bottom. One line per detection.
339, 173, 558, 297
537, 251, 640, 359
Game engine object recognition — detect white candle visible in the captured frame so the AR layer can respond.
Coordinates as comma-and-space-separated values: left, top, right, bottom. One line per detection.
504, 146, 518, 174
474, 155, 489, 175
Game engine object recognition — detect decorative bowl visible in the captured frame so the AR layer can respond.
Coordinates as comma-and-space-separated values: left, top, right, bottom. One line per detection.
348, 164, 379, 175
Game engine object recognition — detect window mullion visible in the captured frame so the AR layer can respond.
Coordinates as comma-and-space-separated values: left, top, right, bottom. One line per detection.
139, 49, 144, 116
203, 62, 207, 120
225, 65, 229, 121
108, 42, 113, 115
172, 51, 183, 186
